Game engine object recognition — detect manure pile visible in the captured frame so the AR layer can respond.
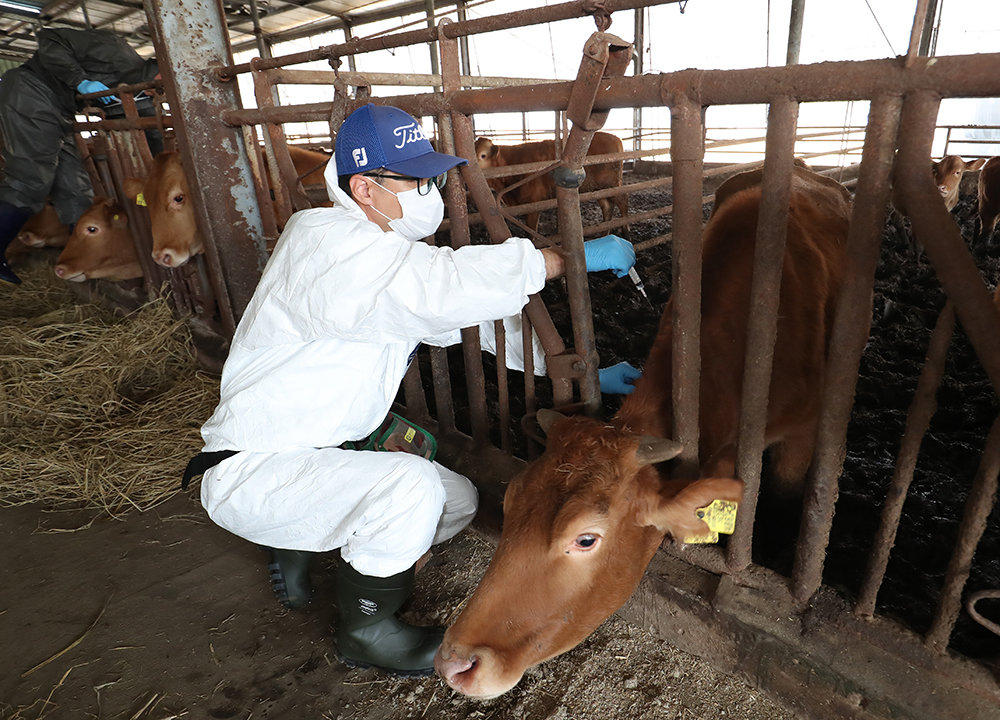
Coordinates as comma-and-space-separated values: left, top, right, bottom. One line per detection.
0, 259, 219, 516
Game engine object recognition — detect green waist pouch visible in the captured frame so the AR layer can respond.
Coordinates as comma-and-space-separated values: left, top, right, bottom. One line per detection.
342, 412, 437, 461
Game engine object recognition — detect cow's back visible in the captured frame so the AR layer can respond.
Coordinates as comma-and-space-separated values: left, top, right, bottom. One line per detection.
621, 166, 850, 484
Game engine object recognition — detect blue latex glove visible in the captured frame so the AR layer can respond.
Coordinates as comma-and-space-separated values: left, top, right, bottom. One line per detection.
76, 79, 117, 105
598, 361, 642, 395
584, 234, 636, 278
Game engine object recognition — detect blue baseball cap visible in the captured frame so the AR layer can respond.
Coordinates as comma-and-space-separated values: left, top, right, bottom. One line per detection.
335, 103, 467, 178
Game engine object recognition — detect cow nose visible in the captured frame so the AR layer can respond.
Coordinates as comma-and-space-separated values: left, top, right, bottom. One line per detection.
155, 251, 174, 267
54, 264, 66, 277
434, 647, 477, 689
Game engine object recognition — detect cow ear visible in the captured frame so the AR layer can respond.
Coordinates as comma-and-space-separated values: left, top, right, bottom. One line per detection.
123, 177, 145, 200
536, 408, 566, 435
970, 158, 987, 171
635, 436, 683, 466
636, 476, 743, 539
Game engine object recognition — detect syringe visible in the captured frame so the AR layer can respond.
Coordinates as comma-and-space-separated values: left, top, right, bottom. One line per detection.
628, 266, 653, 306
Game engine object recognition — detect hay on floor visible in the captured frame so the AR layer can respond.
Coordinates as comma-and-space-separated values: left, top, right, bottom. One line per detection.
0, 258, 220, 517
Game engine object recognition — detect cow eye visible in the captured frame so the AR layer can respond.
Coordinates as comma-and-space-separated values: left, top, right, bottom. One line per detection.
572, 534, 600, 552
86, 225, 98, 234
173, 194, 184, 204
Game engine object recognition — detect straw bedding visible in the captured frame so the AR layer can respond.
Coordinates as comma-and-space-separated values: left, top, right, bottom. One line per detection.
0, 258, 219, 517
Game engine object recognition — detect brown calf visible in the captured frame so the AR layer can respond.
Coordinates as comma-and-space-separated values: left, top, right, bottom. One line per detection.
474, 132, 628, 233
977, 156, 1000, 242
932, 155, 985, 212
434, 164, 852, 699
54, 197, 142, 282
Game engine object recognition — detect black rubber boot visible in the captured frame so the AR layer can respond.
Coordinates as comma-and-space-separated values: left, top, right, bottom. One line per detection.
0, 202, 32, 285
334, 561, 444, 677
265, 547, 315, 609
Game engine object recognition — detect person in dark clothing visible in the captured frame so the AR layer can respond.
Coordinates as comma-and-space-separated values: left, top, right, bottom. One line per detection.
0, 27, 159, 285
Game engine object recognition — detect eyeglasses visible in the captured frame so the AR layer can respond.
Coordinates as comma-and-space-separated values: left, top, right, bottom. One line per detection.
363, 171, 447, 196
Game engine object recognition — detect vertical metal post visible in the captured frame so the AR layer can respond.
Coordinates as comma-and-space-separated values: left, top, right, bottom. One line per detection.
792, 93, 902, 604
147, 0, 269, 335
668, 93, 704, 480
633, 7, 644, 151
727, 96, 799, 573
785, 0, 806, 65
426, 0, 440, 81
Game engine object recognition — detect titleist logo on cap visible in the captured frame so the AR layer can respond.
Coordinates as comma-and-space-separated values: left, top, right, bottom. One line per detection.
393, 122, 427, 149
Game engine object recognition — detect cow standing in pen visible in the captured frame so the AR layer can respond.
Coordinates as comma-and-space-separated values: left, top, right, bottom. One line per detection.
475, 132, 629, 234
434, 162, 853, 699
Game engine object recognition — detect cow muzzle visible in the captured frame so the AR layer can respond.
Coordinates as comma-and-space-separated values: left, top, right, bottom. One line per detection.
434, 642, 517, 699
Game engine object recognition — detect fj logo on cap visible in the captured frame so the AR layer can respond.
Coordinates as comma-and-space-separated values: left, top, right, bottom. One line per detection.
393, 122, 426, 149
352, 147, 367, 168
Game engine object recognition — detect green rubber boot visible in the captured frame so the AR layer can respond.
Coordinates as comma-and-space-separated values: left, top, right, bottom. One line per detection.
265, 547, 315, 609
334, 561, 444, 677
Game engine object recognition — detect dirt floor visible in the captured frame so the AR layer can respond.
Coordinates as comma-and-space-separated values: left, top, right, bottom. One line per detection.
0, 497, 800, 720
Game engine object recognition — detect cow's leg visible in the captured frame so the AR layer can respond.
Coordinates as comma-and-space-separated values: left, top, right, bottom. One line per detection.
615, 194, 631, 239
768, 426, 816, 496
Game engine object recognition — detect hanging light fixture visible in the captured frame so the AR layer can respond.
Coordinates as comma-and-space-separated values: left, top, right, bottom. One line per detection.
0, 0, 44, 18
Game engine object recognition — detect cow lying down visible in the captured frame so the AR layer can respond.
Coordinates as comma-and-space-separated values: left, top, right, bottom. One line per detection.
434, 162, 853, 698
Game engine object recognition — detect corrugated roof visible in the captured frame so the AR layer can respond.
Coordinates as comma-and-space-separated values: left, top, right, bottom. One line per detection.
0, 0, 456, 63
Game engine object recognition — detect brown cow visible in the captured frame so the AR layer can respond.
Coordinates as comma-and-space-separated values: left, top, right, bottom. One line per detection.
932, 155, 985, 212
977, 156, 1000, 242
434, 164, 852, 699
475, 132, 628, 233
123, 145, 331, 269
16, 202, 70, 249
54, 197, 142, 282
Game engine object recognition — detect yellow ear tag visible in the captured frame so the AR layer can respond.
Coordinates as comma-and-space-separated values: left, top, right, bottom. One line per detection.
683, 499, 739, 544
136, 192, 146, 207
112, 214, 119, 221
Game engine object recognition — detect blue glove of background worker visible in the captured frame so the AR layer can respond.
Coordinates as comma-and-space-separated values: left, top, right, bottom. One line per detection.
584, 234, 636, 278
599, 361, 642, 395
76, 79, 117, 105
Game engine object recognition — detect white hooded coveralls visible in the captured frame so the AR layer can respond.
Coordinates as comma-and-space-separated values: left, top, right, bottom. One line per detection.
199, 158, 548, 577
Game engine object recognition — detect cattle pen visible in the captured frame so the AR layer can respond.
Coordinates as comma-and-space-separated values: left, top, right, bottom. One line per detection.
1, 1, 999, 719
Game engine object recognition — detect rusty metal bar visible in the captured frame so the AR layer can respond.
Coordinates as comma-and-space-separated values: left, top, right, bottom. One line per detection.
269, 68, 561, 88
855, 302, 955, 617
450, 111, 574, 407
215, 0, 684, 78
967, 590, 1000, 637
788, 93, 902, 604
728, 97, 799, 573
439, 23, 490, 444
667, 93, 705, 481
221, 53, 1000, 128
430, 347, 457, 436
251, 68, 297, 227
925, 414, 1000, 652
893, 90, 1000, 400
905, 0, 934, 66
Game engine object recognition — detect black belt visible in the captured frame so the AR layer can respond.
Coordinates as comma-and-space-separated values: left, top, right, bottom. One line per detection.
181, 450, 239, 490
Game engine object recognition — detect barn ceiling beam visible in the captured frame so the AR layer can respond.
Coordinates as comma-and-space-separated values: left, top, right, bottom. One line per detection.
219, 0, 683, 77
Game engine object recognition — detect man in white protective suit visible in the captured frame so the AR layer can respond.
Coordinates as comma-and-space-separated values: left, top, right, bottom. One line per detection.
185, 103, 641, 677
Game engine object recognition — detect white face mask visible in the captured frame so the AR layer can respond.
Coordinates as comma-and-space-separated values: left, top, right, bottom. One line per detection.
368, 179, 444, 241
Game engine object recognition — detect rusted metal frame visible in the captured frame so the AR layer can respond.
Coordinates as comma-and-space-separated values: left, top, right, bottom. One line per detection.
789, 94, 903, 605
727, 97, 799, 574
666, 93, 705, 481
270, 67, 562, 88
430, 347, 457, 436
855, 303, 955, 618
117, 92, 155, 169
893, 90, 1000, 403
250, 67, 298, 227
74, 116, 173, 133
402, 362, 431, 423
215, 0, 684, 78
240, 126, 281, 245
451, 111, 574, 407
220, 52, 1000, 129
521, 310, 539, 456
925, 414, 1000, 652
557, 31, 633, 416
439, 22, 490, 445
905, 0, 935, 67
92, 133, 169, 302
147, 0, 270, 337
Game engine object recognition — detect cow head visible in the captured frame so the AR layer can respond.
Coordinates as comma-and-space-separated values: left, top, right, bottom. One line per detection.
931, 155, 985, 211
434, 410, 743, 699
124, 151, 205, 268
17, 202, 69, 249
54, 197, 142, 282
474, 137, 501, 170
